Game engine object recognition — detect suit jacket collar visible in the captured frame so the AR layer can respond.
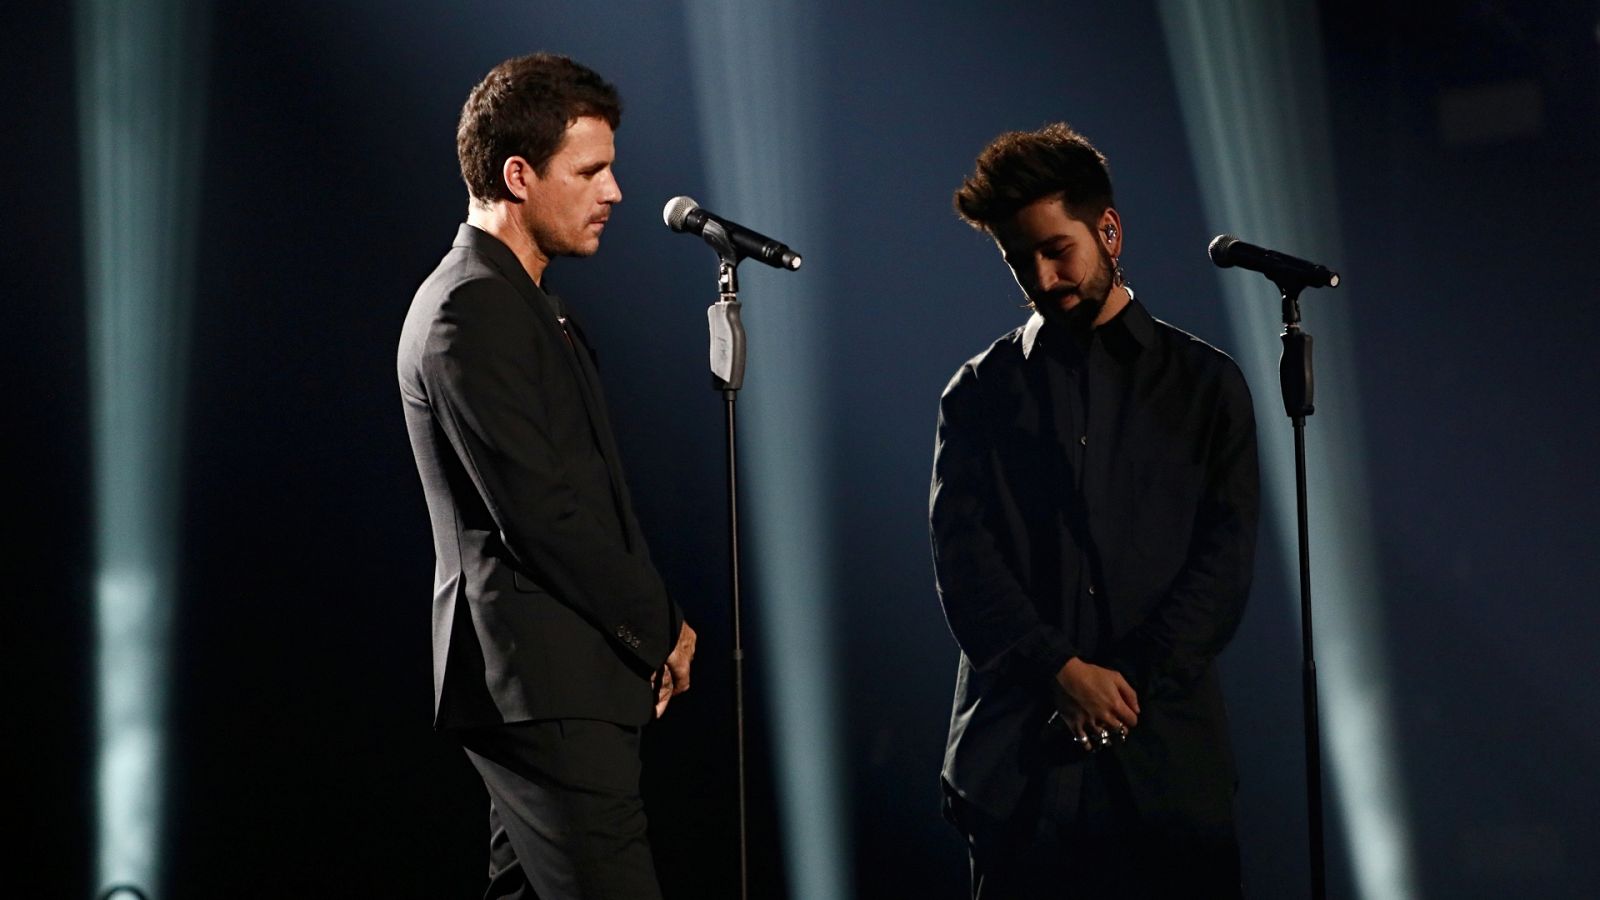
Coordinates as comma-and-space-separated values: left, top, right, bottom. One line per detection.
454, 223, 550, 310
456, 222, 583, 348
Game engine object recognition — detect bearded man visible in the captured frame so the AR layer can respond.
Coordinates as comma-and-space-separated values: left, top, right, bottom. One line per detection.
930, 122, 1261, 898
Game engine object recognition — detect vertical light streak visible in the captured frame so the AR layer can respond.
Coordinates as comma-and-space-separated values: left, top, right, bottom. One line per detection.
77, 1, 209, 895
682, 3, 849, 898
1157, 2, 1416, 896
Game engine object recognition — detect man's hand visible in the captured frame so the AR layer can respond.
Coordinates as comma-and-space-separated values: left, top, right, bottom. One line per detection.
653, 665, 675, 718
1053, 658, 1140, 747
654, 621, 697, 718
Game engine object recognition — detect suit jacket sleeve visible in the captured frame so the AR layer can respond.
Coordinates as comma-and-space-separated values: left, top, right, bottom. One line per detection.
1112, 362, 1260, 695
930, 363, 1077, 680
420, 276, 674, 670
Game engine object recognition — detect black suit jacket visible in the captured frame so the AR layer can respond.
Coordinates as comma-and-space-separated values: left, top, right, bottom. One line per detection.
931, 301, 1260, 829
398, 224, 679, 730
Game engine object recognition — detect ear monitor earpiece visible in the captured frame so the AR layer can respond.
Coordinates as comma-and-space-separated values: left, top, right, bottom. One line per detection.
1105, 226, 1118, 241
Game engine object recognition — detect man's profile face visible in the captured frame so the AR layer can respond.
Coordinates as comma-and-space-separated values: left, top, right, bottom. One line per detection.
520, 115, 622, 259
993, 195, 1114, 330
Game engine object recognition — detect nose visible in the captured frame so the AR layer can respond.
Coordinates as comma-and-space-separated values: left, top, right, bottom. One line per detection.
602, 170, 622, 205
1031, 257, 1060, 295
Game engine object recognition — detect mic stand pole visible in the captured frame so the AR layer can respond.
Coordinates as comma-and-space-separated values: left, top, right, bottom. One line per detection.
702, 223, 750, 900
1277, 280, 1326, 900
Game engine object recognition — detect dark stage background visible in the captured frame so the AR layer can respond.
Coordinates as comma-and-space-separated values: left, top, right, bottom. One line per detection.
8, 1, 1600, 897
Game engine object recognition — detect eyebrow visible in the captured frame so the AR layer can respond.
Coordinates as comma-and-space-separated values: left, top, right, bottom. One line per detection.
1002, 234, 1070, 262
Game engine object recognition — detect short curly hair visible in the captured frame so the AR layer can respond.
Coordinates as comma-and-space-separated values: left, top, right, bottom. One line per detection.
457, 53, 622, 204
954, 122, 1114, 231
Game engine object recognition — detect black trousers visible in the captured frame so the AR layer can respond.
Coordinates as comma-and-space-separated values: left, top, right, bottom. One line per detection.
460, 719, 662, 900
955, 753, 1242, 900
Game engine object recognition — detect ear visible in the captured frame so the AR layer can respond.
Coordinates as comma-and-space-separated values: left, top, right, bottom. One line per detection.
1098, 207, 1123, 257
501, 155, 536, 202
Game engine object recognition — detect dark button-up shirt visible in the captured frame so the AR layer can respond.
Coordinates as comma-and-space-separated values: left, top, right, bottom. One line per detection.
930, 296, 1260, 821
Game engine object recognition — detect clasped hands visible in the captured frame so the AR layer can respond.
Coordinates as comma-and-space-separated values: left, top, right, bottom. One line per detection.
653, 621, 698, 718
1053, 657, 1139, 752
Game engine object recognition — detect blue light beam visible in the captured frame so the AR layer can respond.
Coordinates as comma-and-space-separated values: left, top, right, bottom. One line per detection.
1158, 1, 1416, 896
683, 2, 850, 898
77, 0, 209, 895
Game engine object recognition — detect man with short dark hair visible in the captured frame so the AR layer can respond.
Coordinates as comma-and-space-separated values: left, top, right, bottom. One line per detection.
931, 122, 1260, 898
398, 53, 695, 899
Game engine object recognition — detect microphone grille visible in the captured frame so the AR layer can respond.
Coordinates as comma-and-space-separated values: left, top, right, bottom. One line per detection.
663, 196, 699, 232
1207, 234, 1238, 267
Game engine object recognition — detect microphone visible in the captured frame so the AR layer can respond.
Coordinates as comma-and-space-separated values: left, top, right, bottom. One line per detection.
663, 196, 802, 271
1208, 234, 1339, 289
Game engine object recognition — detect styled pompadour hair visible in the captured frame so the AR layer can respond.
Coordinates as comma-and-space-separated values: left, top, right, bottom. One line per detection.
954, 122, 1114, 231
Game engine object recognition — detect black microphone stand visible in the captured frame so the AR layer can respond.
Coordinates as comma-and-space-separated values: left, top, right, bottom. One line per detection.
700, 222, 752, 900
1276, 277, 1326, 900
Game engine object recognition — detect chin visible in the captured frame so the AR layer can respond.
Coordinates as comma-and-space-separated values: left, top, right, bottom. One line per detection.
1050, 300, 1085, 320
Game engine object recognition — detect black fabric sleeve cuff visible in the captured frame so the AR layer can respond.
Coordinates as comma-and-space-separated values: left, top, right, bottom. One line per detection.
998, 624, 1077, 682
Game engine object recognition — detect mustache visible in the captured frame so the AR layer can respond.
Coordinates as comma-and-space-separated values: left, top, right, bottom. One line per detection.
1038, 284, 1089, 304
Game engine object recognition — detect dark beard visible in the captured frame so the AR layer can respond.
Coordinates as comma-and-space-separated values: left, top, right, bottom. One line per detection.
1060, 293, 1104, 331
1046, 244, 1115, 332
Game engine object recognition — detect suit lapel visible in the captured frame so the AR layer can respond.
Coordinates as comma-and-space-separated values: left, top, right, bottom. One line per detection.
559, 304, 644, 550
455, 226, 613, 452
451, 226, 640, 548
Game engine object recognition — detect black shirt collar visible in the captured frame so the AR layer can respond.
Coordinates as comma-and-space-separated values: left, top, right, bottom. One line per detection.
1021, 289, 1154, 363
